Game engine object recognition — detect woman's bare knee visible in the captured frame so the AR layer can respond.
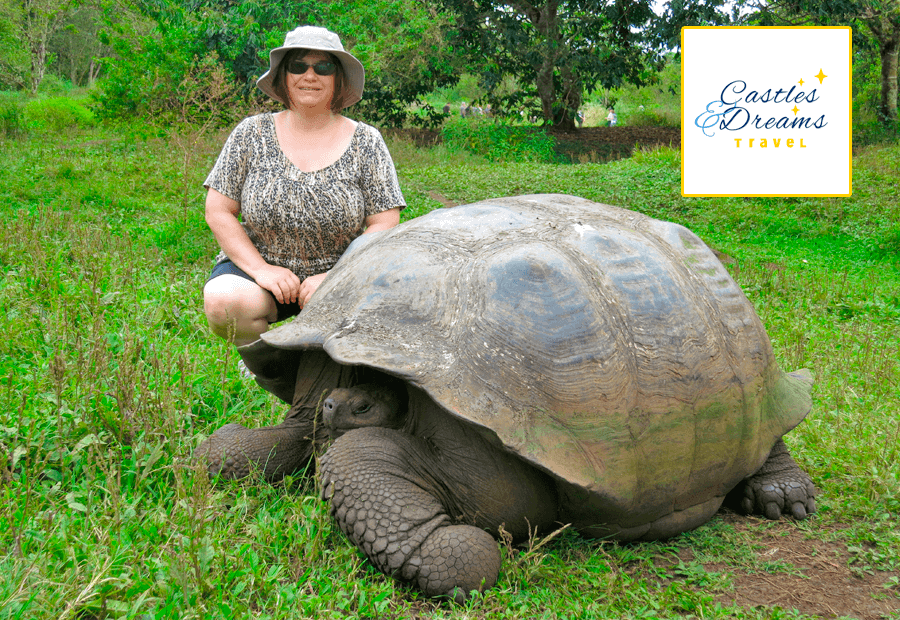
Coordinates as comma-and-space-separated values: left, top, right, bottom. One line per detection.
203, 276, 276, 342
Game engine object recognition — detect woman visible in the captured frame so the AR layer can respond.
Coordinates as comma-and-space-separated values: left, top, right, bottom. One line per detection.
203, 26, 405, 347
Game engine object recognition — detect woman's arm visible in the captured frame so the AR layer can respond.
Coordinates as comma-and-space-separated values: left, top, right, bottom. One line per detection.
205, 187, 301, 304
363, 207, 401, 234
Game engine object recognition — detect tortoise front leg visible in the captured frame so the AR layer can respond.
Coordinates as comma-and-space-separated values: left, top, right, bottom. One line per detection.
320, 427, 501, 601
194, 347, 357, 481
728, 438, 817, 520
194, 417, 316, 480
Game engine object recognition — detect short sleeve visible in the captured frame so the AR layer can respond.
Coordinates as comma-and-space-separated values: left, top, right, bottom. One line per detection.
356, 125, 406, 216
203, 118, 257, 202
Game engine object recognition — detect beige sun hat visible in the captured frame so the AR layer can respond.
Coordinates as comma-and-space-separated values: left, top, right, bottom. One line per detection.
256, 26, 365, 108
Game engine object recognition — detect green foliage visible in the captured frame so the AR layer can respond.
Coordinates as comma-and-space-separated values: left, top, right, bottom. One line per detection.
128, 0, 320, 94
91, 0, 457, 128
441, 117, 557, 163
852, 33, 900, 145
590, 53, 682, 126
0, 0, 30, 89
92, 11, 234, 123
320, 0, 458, 128
34, 73, 72, 96
0, 91, 25, 137
622, 108, 679, 127
440, 0, 662, 128
22, 95, 96, 132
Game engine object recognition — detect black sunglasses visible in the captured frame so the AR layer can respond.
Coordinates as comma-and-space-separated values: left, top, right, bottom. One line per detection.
286, 59, 337, 76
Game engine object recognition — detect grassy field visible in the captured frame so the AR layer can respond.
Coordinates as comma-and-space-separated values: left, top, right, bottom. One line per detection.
0, 119, 898, 619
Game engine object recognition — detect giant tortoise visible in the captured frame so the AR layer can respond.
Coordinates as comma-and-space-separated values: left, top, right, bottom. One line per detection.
195, 194, 817, 600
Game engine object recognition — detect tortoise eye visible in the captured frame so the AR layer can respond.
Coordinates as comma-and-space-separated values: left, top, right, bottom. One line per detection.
355, 404, 371, 415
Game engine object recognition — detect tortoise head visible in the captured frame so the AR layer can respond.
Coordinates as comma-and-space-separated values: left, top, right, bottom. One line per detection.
323, 383, 407, 437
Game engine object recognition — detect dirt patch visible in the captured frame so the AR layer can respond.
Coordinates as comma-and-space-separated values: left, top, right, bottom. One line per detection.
668, 513, 900, 619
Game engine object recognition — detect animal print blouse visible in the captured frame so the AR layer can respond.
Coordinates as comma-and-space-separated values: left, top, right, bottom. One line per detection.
204, 113, 406, 279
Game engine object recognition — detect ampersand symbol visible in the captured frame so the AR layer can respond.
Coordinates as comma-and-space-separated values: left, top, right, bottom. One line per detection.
695, 100, 726, 137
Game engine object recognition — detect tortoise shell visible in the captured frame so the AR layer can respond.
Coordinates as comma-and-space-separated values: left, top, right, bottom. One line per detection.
264, 194, 811, 539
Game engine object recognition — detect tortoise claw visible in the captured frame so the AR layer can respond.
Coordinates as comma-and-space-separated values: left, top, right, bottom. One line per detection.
734, 439, 817, 521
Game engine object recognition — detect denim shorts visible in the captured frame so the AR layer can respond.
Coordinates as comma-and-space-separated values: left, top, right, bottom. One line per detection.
207, 259, 303, 323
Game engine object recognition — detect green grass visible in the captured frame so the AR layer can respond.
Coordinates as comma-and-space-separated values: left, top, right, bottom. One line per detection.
0, 117, 898, 619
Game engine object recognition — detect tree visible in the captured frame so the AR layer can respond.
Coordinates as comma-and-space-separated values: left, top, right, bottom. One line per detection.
863, 3, 900, 125
0, 0, 80, 92
439, 0, 662, 130
318, 0, 459, 127
650, 0, 741, 49
0, 1, 29, 88
49, 4, 110, 86
132, 0, 320, 95
741, 0, 900, 126
94, 0, 457, 127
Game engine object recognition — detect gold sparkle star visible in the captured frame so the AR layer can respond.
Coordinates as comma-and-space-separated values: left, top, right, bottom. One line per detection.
792, 105, 799, 115
815, 69, 827, 84
798, 78, 804, 86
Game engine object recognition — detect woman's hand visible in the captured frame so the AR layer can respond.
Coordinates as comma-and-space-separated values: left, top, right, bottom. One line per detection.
299, 272, 329, 307
254, 264, 302, 305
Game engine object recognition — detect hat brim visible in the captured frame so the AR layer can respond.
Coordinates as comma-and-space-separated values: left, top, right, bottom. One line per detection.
257, 46, 365, 109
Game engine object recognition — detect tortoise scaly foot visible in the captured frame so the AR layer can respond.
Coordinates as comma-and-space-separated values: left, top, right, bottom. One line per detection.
730, 439, 817, 520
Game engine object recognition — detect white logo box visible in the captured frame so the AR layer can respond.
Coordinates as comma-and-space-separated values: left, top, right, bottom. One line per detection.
681, 27, 852, 197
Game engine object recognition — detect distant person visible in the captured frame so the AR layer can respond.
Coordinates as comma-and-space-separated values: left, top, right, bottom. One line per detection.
202, 25, 405, 350
606, 108, 617, 126
460, 102, 468, 117
576, 110, 585, 128
442, 102, 451, 114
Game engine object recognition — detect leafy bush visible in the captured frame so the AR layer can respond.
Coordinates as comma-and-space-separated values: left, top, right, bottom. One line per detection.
441, 117, 556, 163
623, 108, 679, 127
93, 20, 207, 120
22, 96, 96, 132
0, 92, 25, 137
35, 74, 72, 96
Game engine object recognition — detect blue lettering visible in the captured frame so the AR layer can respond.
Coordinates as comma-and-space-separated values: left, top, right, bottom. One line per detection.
720, 107, 750, 131
720, 80, 746, 106
695, 100, 727, 137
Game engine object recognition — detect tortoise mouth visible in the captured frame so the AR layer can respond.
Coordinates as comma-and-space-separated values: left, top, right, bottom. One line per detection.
326, 425, 351, 439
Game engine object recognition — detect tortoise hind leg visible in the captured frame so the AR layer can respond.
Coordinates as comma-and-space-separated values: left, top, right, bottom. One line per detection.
320, 427, 501, 601
727, 438, 817, 520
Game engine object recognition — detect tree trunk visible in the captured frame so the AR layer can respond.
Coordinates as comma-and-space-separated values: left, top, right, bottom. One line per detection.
878, 22, 899, 125
30, 39, 47, 93
535, 60, 556, 124
554, 61, 582, 132
88, 58, 100, 86
864, 12, 900, 126
515, 0, 565, 125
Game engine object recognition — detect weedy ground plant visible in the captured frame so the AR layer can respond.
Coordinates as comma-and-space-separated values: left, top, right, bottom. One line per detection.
0, 111, 897, 619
